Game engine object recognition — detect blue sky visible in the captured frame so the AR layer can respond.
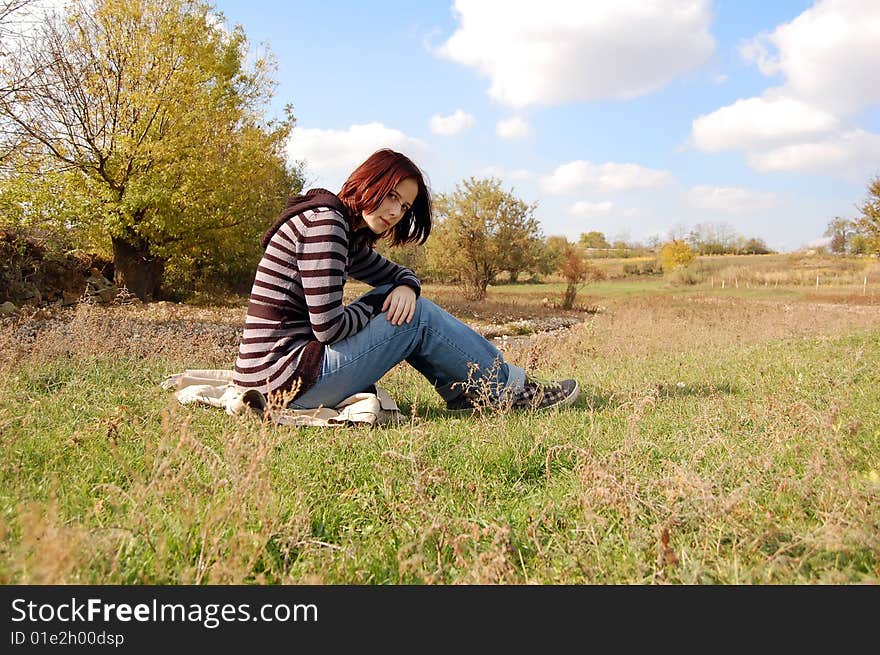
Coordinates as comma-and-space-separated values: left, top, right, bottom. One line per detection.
214, 0, 880, 252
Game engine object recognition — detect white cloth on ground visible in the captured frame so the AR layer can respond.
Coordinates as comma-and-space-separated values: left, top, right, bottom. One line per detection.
160, 369, 403, 427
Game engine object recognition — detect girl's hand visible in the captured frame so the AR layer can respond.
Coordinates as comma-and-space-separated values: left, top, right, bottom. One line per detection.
381, 285, 417, 326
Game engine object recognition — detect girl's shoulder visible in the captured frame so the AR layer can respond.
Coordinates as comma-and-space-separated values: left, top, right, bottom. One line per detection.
292, 207, 350, 239
262, 188, 350, 248
272, 208, 351, 252
299, 206, 347, 228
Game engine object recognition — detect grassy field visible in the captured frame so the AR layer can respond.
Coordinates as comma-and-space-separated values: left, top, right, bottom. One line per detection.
1, 256, 879, 584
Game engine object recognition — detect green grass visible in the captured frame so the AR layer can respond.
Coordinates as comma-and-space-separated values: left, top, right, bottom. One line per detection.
1, 287, 878, 584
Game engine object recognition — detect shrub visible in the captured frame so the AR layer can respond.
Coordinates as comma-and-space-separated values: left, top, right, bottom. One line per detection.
659, 240, 696, 273
623, 261, 661, 276
667, 264, 707, 286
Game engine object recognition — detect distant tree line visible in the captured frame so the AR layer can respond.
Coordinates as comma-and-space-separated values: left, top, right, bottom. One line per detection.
683, 223, 772, 255
376, 176, 796, 300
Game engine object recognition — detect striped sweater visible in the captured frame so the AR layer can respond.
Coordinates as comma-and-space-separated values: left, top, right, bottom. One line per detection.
233, 189, 421, 398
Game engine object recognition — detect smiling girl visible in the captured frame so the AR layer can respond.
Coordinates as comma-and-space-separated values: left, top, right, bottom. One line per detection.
233, 148, 579, 412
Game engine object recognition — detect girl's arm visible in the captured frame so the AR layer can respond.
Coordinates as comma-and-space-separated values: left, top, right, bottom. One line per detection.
289, 209, 386, 344
348, 240, 421, 297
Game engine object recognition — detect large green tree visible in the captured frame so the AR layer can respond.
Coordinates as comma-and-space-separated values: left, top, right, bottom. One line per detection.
429, 177, 542, 299
0, 0, 300, 299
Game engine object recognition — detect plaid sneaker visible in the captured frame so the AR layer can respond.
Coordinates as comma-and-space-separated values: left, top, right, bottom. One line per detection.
511, 377, 580, 410
445, 378, 579, 412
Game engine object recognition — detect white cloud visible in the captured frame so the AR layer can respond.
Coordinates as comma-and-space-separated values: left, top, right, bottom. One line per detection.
739, 0, 880, 115
686, 185, 780, 214
570, 200, 614, 217
690, 95, 880, 176
286, 123, 426, 186
436, 0, 714, 107
541, 160, 674, 194
691, 95, 838, 152
496, 116, 531, 139
746, 129, 880, 174
738, 36, 778, 77
429, 109, 476, 135
690, 0, 880, 177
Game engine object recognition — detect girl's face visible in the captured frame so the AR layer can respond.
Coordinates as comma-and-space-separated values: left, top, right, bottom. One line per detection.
361, 177, 418, 235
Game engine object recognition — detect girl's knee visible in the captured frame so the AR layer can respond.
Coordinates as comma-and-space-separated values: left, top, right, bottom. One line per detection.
415, 296, 456, 329
414, 296, 439, 320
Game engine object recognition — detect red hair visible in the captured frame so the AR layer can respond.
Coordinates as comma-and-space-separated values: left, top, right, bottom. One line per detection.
338, 149, 432, 246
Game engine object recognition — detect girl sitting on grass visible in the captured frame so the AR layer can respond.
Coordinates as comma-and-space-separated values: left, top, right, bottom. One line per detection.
233, 148, 579, 412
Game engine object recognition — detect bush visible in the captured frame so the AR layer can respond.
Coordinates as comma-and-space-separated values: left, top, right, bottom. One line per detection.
666, 263, 708, 286
660, 240, 696, 273
623, 261, 661, 276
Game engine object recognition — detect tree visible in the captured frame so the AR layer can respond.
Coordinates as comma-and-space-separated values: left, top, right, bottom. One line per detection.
687, 223, 718, 254
375, 240, 427, 279
429, 177, 541, 300
497, 219, 544, 283
0, 155, 101, 246
559, 245, 587, 309
687, 221, 743, 255
0, 3, 33, 83
556, 243, 605, 309
0, 1, 35, 159
854, 176, 880, 255
0, 0, 300, 300
849, 234, 871, 255
579, 230, 610, 250
659, 240, 695, 272
824, 217, 855, 254
536, 235, 568, 277
644, 233, 662, 251
741, 237, 772, 255
667, 222, 690, 242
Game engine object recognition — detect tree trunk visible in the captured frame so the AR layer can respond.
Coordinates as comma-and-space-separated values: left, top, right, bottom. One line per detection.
561, 283, 578, 309
111, 235, 165, 302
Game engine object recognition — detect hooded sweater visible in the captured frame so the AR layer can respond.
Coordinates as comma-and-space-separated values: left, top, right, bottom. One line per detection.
232, 188, 421, 399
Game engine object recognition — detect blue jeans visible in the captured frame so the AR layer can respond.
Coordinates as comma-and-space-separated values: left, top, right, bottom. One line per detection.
289, 284, 526, 409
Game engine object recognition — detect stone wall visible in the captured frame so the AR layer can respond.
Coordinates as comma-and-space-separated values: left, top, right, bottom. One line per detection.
0, 229, 116, 311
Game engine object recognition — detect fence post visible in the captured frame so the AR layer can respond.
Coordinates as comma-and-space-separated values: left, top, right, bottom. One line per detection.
865, 276, 868, 296
816, 274, 819, 289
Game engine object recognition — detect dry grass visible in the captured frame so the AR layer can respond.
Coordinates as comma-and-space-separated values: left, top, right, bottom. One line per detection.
0, 296, 244, 371
497, 294, 880, 373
